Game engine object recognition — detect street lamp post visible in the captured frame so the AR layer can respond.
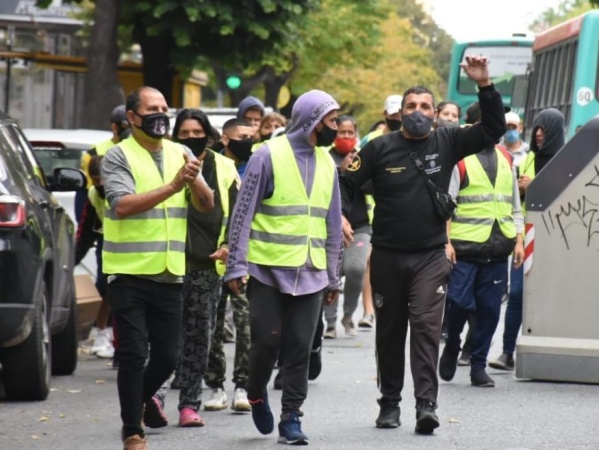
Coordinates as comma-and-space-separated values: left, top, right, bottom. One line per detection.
2, 26, 15, 114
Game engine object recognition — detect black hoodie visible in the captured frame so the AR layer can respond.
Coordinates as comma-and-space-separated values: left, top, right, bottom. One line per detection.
529, 108, 565, 174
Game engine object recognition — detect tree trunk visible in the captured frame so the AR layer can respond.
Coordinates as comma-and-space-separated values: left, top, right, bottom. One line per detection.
227, 68, 268, 107
135, 24, 175, 105
263, 56, 299, 111
81, 0, 123, 129
263, 68, 285, 110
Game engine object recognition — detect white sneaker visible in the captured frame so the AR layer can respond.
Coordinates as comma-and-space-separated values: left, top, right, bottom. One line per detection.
88, 326, 99, 342
91, 329, 114, 358
95, 343, 115, 359
231, 388, 251, 412
203, 388, 228, 411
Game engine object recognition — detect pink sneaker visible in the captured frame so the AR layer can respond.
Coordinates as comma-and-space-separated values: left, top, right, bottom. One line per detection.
179, 407, 204, 427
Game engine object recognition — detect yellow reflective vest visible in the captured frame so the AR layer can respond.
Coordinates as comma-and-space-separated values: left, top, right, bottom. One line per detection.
102, 137, 188, 276
82, 138, 115, 188
247, 136, 335, 269
210, 150, 240, 275
518, 151, 536, 216
88, 186, 105, 224
451, 148, 516, 243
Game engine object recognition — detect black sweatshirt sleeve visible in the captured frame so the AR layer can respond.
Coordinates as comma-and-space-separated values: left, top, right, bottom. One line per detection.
339, 140, 376, 217
454, 84, 507, 161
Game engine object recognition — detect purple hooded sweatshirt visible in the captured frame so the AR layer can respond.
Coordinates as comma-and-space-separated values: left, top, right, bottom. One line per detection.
237, 96, 265, 119
224, 90, 343, 295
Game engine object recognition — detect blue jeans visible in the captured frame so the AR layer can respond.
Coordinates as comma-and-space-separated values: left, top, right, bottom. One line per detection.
445, 260, 507, 371
502, 264, 523, 355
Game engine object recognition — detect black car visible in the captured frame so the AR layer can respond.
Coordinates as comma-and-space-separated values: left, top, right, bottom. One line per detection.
0, 111, 86, 401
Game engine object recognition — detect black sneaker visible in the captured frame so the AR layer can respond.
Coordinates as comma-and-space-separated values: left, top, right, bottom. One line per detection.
375, 399, 400, 428
143, 396, 168, 428
488, 353, 515, 371
439, 346, 459, 382
308, 346, 322, 381
278, 412, 308, 445
415, 398, 439, 435
471, 368, 495, 387
248, 391, 274, 435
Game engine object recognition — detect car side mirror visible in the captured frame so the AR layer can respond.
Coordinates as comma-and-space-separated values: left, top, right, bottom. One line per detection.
51, 167, 87, 192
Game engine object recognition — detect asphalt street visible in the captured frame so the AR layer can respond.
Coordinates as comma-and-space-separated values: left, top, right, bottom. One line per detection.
1, 301, 599, 450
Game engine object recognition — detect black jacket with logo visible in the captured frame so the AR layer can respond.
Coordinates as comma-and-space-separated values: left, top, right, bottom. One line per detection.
339, 85, 506, 253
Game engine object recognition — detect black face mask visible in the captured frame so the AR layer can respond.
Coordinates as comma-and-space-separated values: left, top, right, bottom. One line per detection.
401, 111, 433, 138
179, 137, 209, 157
96, 185, 106, 200
316, 123, 337, 147
228, 138, 254, 162
385, 117, 401, 132
133, 112, 169, 139
260, 133, 272, 142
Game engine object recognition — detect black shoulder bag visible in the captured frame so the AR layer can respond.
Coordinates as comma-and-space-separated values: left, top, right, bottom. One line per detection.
409, 152, 457, 221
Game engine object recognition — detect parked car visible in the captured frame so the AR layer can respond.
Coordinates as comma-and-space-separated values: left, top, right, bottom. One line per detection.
0, 114, 87, 400
23, 129, 112, 275
22, 129, 114, 344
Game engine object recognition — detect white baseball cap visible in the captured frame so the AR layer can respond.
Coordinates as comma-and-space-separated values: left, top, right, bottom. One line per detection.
505, 112, 521, 126
384, 95, 403, 115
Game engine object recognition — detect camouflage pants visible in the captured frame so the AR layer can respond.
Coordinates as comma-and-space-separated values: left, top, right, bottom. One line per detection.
155, 269, 221, 411
204, 283, 250, 389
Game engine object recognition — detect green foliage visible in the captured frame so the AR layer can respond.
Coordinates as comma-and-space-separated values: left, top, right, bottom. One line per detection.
288, 0, 448, 135
290, 0, 386, 94
120, 0, 319, 72
531, 0, 597, 30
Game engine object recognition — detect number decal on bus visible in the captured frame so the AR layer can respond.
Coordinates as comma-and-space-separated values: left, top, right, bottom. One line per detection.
577, 88, 594, 107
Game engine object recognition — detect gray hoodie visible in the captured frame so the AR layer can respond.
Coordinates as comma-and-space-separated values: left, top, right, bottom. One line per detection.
225, 90, 343, 295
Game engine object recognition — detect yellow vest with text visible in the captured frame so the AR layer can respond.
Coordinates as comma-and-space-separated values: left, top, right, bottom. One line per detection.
450, 148, 516, 243
211, 150, 241, 275
247, 136, 335, 269
102, 137, 188, 276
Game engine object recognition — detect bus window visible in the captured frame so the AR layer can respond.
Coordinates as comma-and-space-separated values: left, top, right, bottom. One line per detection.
458, 46, 533, 97
446, 37, 533, 120
523, 11, 599, 140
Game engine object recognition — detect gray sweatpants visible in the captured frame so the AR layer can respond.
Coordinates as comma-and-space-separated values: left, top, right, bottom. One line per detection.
324, 229, 371, 325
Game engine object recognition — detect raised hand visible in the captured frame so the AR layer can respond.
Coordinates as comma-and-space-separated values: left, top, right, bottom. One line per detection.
171, 152, 202, 192
460, 55, 491, 87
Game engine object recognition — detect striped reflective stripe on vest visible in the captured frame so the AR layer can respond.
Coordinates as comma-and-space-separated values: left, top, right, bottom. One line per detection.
104, 207, 187, 220
451, 216, 495, 226
255, 204, 329, 218
457, 194, 513, 204
250, 230, 326, 248
103, 240, 186, 253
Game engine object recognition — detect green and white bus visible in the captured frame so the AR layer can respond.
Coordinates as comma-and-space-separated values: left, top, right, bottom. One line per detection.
446, 35, 533, 120
518, 10, 599, 140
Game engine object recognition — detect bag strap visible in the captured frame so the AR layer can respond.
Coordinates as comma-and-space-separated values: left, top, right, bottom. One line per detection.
410, 151, 441, 199
410, 151, 429, 180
